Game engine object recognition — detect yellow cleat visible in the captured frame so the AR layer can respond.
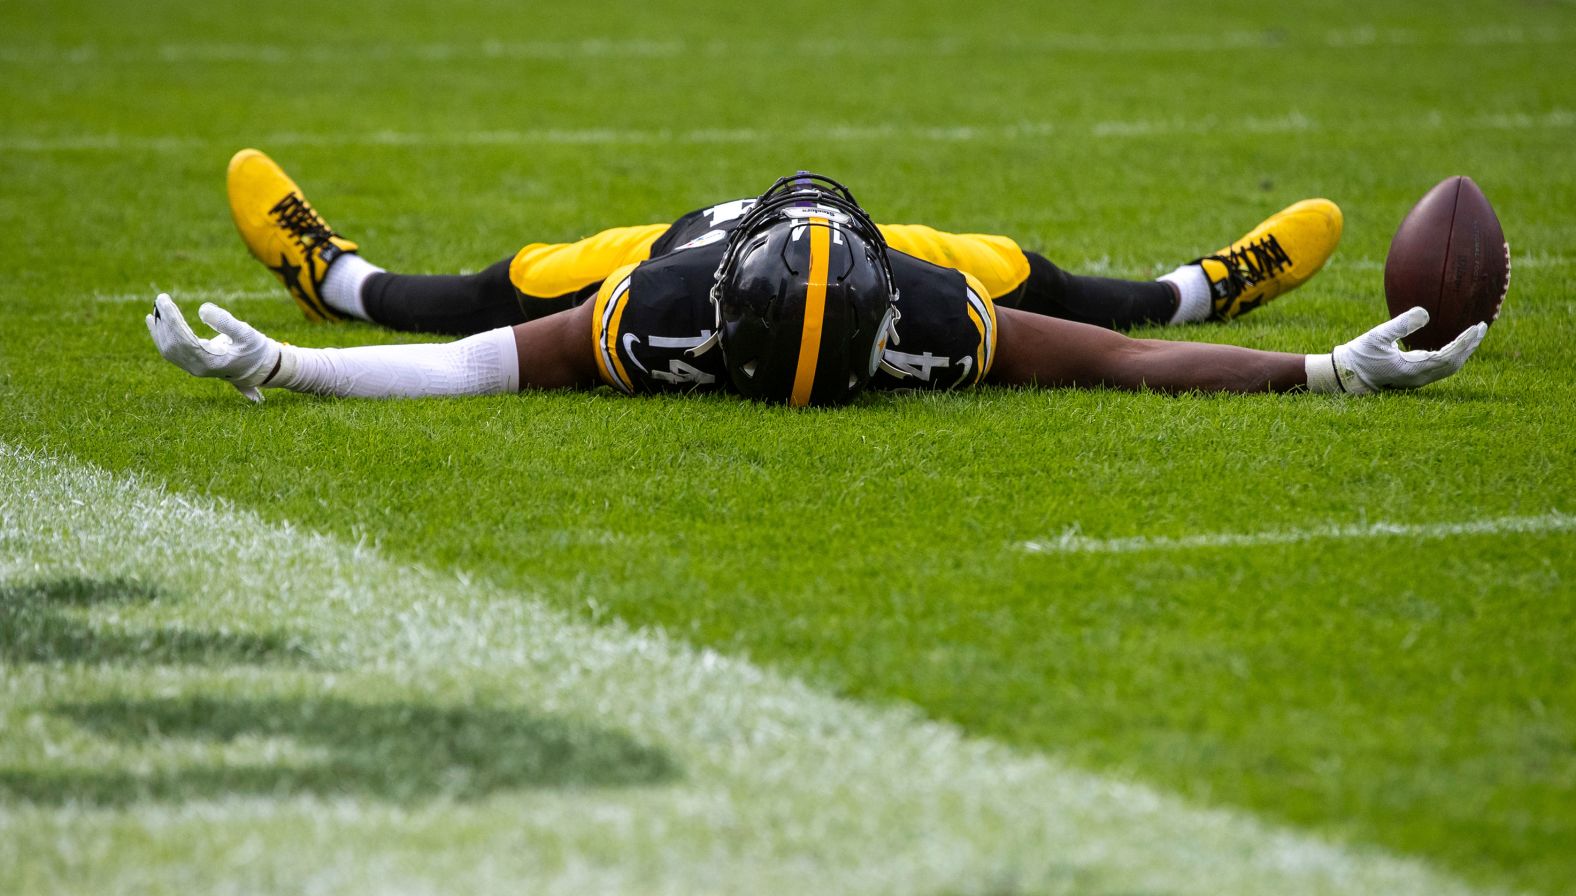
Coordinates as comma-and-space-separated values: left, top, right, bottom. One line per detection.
1198, 198, 1343, 321
227, 148, 358, 323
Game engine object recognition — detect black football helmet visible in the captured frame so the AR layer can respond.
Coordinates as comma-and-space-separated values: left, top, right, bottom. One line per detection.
710, 173, 898, 407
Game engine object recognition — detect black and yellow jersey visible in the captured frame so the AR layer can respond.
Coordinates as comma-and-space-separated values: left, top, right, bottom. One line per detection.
509, 199, 1023, 395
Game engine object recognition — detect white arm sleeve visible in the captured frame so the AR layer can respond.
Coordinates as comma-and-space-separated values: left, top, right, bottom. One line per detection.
269, 327, 521, 398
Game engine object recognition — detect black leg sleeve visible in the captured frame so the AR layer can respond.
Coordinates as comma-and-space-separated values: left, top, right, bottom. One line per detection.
360, 256, 528, 335
998, 251, 1180, 331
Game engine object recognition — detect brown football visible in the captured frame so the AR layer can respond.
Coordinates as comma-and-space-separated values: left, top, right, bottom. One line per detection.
1383, 176, 1510, 350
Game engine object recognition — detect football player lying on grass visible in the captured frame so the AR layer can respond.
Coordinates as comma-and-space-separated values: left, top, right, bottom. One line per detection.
149, 149, 1486, 404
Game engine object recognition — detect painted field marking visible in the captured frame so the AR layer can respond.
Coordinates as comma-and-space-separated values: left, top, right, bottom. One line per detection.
5, 108, 1571, 154
1346, 253, 1573, 272
0, 441, 1488, 896
0, 26, 1568, 66
1021, 511, 1575, 555
92, 288, 277, 305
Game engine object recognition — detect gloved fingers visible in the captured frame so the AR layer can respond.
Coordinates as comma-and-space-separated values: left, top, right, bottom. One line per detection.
1432, 322, 1488, 373
152, 292, 178, 323
198, 302, 258, 344
1370, 306, 1431, 346
1400, 321, 1488, 368
147, 308, 180, 360
147, 297, 178, 353
151, 293, 203, 353
230, 382, 265, 403
1400, 322, 1489, 388
148, 296, 204, 365
1440, 321, 1489, 359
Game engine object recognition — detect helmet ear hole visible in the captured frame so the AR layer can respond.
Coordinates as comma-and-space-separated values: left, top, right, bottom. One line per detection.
741, 360, 758, 378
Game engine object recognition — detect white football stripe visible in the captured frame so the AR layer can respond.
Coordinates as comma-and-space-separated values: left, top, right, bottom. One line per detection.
1021, 511, 1576, 555
0, 442, 1488, 895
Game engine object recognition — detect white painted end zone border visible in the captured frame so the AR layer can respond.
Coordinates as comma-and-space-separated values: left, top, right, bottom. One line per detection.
1020, 511, 1575, 555
0, 443, 1492, 896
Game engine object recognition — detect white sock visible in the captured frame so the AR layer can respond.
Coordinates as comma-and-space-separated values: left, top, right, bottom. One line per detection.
1158, 264, 1212, 324
320, 253, 384, 321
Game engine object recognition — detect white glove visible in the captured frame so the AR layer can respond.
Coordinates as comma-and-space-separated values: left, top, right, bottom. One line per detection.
1306, 307, 1488, 395
145, 293, 281, 402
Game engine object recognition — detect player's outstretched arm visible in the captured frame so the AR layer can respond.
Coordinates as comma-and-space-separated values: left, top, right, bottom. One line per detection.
146, 294, 599, 401
988, 304, 1485, 394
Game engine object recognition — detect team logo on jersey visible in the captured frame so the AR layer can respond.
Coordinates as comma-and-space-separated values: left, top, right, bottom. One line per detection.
673, 229, 728, 252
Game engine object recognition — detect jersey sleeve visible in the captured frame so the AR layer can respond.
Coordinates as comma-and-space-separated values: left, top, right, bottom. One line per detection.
871, 257, 997, 392
590, 263, 642, 393
589, 258, 729, 396
960, 272, 999, 383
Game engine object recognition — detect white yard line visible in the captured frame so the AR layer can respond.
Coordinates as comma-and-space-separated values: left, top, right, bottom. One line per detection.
1021, 511, 1575, 556
91, 288, 277, 305
0, 27, 1567, 66
5, 109, 1570, 154
0, 443, 1494, 896
1346, 253, 1572, 271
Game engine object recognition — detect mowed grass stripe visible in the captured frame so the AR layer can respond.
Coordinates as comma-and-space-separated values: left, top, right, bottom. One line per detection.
1021, 511, 1576, 555
0, 442, 1491, 896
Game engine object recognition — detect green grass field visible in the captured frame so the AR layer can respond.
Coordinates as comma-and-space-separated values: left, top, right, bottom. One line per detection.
3, 0, 1574, 893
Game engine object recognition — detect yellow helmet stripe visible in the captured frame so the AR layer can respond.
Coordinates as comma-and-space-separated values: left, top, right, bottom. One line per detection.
789, 218, 831, 407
